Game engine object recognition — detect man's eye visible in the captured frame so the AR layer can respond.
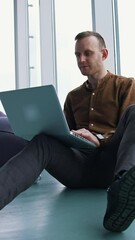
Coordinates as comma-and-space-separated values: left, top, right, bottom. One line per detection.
85, 51, 92, 57
75, 53, 80, 58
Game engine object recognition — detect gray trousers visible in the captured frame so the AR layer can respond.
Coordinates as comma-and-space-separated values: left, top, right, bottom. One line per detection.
0, 104, 135, 210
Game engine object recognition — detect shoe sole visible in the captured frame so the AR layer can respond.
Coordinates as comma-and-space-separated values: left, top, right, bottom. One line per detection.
103, 166, 135, 232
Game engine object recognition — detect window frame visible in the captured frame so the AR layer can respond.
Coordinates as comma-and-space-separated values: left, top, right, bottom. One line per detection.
14, 0, 120, 89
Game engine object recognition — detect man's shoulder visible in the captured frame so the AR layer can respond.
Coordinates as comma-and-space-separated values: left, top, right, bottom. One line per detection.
108, 72, 135, 85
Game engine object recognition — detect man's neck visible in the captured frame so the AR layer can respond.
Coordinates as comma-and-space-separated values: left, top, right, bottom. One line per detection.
87, 69, 108, 90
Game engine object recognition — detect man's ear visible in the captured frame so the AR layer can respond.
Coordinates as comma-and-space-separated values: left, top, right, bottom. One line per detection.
102, 48, 108, 60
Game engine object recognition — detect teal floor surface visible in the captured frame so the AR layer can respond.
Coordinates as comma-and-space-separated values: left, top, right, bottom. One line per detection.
0, 171, 135, 240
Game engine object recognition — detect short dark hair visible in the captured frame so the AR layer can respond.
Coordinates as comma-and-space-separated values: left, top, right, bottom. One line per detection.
75, 31, 106, 49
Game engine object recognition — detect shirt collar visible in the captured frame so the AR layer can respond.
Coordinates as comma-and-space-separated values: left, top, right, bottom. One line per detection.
85, 71, 112, 90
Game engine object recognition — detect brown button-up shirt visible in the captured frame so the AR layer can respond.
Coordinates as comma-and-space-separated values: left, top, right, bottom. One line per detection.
64, 72, 135, 143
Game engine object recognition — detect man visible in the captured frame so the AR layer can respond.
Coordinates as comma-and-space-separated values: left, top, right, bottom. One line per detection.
0, 31, 135, 232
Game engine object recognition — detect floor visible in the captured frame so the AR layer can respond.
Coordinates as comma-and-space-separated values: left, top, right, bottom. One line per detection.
0, 171, 135, 240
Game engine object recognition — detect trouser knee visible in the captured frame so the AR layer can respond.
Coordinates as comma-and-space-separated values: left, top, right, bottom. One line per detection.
126, 104, 135, 115
122, 104, 135, 123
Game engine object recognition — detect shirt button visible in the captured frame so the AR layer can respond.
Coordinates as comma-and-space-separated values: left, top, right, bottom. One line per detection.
91, 108, 94, 111
92, 92, 95, 95
90, 123, 94, 126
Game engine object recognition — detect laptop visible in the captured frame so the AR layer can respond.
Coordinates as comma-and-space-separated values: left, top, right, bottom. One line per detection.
0, 85, 96, 149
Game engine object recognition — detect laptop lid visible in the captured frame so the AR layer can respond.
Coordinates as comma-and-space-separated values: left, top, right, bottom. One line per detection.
0, 85, 96, 149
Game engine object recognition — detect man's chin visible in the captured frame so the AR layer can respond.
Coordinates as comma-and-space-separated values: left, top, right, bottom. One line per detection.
79, 68, 92, 76
80, 71, 90, 76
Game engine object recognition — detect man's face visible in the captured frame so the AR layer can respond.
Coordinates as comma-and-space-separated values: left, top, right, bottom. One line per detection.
75, 36, 106, 77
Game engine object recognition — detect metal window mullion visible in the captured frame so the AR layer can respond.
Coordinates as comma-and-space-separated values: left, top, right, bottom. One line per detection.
91, 0, 120, 74
14, 0, 30, 89
112, 0, 121, 74
39, 0, 57, 89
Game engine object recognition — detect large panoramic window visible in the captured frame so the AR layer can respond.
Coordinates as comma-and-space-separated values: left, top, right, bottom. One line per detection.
28, 0, 41, 87
55, 0, 92, 106
117, 0, 135, 78
0, 0, 15, 91
0, 0, 15, 112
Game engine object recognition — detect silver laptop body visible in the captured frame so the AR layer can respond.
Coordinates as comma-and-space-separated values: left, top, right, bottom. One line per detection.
0, 85, 96, 149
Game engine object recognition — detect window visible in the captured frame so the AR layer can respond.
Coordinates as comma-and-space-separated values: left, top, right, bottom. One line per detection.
0, 0, 15, 112
117, 0, 135, 78
55, 0, 92, 106
28, 0, 41, 87
0, 0, 15, 91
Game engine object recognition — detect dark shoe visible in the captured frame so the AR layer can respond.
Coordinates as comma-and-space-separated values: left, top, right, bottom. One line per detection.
103, 166, 135, 232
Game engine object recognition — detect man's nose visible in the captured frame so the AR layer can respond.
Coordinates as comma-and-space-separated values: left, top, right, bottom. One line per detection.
78, 55, 86, 62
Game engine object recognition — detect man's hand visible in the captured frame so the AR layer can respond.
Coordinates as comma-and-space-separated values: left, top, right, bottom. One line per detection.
72, 128, 100, 147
